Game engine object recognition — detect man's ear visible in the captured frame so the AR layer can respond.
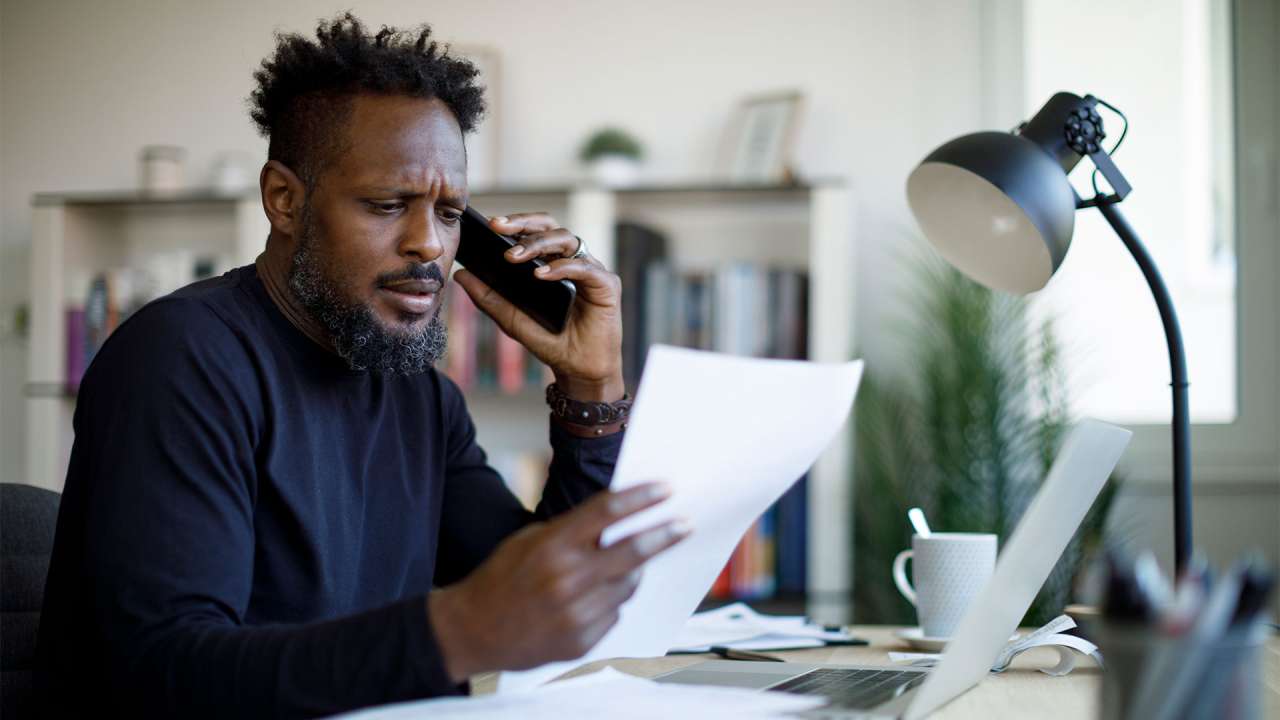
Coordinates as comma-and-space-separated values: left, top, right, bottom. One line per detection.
259, 160, 307, 238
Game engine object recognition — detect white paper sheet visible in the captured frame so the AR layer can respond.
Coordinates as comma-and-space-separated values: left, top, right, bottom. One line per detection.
332, 667, 826, 719
499, 345, 864, 692
887, 614, 1103, 676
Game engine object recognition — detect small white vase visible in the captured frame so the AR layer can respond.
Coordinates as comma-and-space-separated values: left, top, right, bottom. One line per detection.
587, 154, 640, 188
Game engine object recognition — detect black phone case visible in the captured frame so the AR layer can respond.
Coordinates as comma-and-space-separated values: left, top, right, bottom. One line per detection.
456, 206, 576, 334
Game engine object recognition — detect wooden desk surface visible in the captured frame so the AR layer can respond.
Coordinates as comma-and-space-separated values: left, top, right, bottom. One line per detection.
472, 626, 1280, 719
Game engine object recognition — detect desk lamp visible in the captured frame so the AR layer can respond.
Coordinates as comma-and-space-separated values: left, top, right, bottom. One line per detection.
904, 91, 1191, 574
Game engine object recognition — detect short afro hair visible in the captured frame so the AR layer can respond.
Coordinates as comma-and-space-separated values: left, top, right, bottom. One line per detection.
249, 12, 486, 189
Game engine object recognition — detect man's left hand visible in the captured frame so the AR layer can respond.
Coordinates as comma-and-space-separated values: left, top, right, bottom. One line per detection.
453, 212, 625, 402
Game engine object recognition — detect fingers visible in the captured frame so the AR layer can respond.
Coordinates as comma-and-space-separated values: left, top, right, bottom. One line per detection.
491, 212, 559, 236
567, 572, 641, 618
533, 258, 621, 305
594, 519, 691, 578
559, 482, 672, 544
504, 229, 580, 263
559, 572, 643, 657
567, 608, 621, 659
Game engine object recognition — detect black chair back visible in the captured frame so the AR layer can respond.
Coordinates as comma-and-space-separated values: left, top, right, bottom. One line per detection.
1, 483, 61, 719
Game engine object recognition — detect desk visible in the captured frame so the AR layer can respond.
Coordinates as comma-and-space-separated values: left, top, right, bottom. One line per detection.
472, 626, 1280, 719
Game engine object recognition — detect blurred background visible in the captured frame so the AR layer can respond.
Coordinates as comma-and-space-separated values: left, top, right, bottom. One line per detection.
0, 0, 1275, 623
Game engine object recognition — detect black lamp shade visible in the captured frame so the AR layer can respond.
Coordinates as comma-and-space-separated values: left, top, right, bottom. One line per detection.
906, 131, 1077, 295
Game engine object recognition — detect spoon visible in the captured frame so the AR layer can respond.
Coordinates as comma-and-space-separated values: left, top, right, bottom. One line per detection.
908, 507, 932, 538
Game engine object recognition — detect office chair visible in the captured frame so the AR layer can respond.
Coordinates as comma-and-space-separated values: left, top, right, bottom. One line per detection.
1, 483, 61, 719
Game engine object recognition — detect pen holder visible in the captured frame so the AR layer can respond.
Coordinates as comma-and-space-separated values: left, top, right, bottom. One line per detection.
1093, 619, 1270, 720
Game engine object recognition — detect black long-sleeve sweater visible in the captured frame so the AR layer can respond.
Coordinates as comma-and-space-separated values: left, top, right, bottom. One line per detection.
34, 264, 621, 718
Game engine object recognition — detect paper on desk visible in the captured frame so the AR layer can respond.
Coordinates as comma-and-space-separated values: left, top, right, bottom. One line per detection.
332, 667, 826, 719
499, 346, 863, 692
887, 615, 1103, 676
669, 601, 854, 652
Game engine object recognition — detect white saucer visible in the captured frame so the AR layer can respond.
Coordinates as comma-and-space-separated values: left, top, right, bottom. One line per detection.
894, 627, 951, 652
894, 627, 1021, 652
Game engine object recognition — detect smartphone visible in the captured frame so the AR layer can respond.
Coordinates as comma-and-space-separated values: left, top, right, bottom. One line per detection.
456, 206, 576, 334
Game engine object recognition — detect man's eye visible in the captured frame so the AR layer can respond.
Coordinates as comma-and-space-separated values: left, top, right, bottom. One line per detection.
440, 211, 462, 225
369, 202, 405, 215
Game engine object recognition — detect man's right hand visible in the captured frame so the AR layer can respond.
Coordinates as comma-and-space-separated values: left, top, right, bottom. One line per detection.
427, 482, 689, 682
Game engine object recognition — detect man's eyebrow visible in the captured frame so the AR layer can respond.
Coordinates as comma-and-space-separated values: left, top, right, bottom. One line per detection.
362, 186, 468, 205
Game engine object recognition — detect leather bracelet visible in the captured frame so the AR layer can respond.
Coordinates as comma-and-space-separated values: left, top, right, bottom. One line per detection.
552, 415, 628, 438
545, 382, 632, 427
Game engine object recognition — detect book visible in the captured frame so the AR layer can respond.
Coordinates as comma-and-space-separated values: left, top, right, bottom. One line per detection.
65, 308, 86, 391
496, 328, 526, 395
444, 279, 478, 390
615, 222, 668, 387
775, 474, 808, 595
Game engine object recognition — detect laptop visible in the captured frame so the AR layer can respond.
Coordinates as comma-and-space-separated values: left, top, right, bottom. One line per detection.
655, 418, 1131, 719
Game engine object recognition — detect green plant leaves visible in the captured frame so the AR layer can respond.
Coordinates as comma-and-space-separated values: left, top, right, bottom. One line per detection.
852, 258, 1120, 627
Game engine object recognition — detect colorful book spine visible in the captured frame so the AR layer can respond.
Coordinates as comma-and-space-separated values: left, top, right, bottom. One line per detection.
775, 474, 809, 595
496, 328, 526, 395
65, 308, 86, 392
444, 280, 477, 390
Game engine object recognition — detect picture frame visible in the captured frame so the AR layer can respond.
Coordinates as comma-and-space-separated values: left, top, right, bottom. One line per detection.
452, 45, 501, 190
720, 90, 804, 185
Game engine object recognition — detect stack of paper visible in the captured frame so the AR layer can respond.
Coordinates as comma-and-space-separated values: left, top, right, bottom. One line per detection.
670, 602, 858, 652
332, 668, 826, 720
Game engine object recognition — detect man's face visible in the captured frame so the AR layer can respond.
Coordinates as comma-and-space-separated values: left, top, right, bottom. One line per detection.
288, 94, 468, 373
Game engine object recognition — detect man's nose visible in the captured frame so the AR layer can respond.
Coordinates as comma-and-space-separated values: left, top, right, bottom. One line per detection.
398, 206, 446, 263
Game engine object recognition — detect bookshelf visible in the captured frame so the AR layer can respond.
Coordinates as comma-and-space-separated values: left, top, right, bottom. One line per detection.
25, 191, 270, 499
26, 180, 856, 622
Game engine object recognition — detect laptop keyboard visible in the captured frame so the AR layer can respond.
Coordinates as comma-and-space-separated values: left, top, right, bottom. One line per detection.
770, 668, 926, 709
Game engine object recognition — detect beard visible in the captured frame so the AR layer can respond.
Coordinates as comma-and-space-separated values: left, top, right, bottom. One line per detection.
287, 207, 448, 375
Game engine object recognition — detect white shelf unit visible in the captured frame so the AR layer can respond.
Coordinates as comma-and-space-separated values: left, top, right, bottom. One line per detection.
26, 181, 857, 622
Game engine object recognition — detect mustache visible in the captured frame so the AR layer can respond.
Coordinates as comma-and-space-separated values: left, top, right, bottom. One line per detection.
376, 263, 445, 287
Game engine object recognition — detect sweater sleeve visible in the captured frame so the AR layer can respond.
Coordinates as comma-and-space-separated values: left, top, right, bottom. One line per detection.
431, 374, 623, 587
66, 298, 462, 719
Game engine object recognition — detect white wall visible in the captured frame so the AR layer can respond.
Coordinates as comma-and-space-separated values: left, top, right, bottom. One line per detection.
0, 0, 995, 485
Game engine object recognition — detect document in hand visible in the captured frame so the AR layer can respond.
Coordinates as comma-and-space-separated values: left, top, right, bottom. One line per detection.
499, 345, 864, 692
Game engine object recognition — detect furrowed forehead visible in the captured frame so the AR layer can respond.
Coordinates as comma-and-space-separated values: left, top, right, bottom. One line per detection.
324, 94, 467, 195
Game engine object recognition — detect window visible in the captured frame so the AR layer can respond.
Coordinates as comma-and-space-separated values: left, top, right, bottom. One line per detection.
1023, 0, 1236, 424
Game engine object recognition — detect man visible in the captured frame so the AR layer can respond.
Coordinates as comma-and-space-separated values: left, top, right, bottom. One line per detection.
35, 14, 688, 718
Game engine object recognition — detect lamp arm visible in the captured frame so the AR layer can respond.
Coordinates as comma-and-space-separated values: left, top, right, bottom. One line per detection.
1093, 197, 1192, 574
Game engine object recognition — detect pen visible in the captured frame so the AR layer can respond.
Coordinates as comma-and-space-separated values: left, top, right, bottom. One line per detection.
709, 646, 786, 662
821, 637, 870, 646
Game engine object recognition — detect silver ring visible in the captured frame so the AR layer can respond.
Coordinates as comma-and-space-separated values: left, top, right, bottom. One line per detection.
570, 235, 589, 259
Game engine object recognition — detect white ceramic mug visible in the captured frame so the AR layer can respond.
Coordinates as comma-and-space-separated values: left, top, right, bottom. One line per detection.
892, 533, 997, 638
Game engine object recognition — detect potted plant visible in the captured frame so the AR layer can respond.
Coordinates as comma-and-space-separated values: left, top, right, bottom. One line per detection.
579, 127, 644, 187
852, 256, 1120, 627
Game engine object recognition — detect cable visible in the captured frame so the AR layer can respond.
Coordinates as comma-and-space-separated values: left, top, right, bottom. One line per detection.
1091, 97, 1129, 196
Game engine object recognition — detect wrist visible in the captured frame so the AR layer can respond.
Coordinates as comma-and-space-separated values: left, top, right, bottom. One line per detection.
546, 378, 632, 438
552, 372, 626, 403
427, 588, 480, 684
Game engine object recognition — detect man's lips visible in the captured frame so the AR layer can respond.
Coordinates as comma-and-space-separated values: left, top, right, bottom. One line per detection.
379, 278, 442, 316
381, 278, 442, 295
